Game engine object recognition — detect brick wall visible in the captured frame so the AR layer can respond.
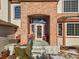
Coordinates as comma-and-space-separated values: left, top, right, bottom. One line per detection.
11, 1, 79, 46
21, 2, 57, 46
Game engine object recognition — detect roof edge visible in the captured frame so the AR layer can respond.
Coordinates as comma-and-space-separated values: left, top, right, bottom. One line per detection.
9, 0, 59, 2
20, 0, 58, 2
0, 19, 18, 28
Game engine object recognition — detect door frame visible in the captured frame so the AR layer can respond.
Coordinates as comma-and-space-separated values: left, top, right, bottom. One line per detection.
30, 23, 45, 40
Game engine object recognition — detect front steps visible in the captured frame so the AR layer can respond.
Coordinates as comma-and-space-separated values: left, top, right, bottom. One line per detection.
31, 40, 61, 59
32, 40, 49, 46
31, 40, 49, 58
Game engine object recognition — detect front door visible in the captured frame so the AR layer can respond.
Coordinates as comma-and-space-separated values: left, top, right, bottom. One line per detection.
31, 24, 44, 40
35, 24, 44, 40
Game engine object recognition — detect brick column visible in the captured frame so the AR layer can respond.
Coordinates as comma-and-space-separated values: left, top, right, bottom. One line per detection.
50, 16, 57, 46
63, 23, 66, 46
20, 16, 28, 45
20, 4, 28, 45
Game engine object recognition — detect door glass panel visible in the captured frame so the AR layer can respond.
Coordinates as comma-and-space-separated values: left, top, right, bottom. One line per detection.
37, 26, 42, 38
32, 25, 35, 33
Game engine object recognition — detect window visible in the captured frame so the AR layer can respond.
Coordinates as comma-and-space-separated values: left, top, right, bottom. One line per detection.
32, 25, 35, 33
15, 6, 21, 19
64, 0, 78, 12
58, 23, 62, 36
67, 23, 79, 36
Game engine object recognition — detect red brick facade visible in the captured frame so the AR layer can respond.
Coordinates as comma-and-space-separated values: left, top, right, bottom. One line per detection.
20, 2, 57, 45
10, 0, 79, 46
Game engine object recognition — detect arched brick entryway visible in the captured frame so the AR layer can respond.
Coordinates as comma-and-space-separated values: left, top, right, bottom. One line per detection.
28, 14, 50, 43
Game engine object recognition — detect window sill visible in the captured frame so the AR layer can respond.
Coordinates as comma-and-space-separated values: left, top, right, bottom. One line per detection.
57, 36, 79, 38
62, 12, 79, 13
67, 36, 79, 38
57, 36, 63, 38
14, 18, 21, 20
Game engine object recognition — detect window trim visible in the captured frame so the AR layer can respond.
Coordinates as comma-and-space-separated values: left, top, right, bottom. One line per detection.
67, 22, 79, 37
14, 6, 21, 19
63, 0, 79, 13
57, 23, 63, 37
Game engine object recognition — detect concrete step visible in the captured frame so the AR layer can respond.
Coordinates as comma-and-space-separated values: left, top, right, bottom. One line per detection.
32, 40, 49, 46
32, 40, 49, 58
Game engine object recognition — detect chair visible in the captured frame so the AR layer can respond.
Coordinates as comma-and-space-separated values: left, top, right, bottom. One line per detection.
14, 46, 30, 59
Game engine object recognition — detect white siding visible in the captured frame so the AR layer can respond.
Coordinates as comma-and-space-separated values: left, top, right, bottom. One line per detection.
0, 0, 8, 22
11, 4, 21, 26
57, 37, 63, 46
57, 0, 63, 13
66, 38, 79, 46
57, 37, 79, 46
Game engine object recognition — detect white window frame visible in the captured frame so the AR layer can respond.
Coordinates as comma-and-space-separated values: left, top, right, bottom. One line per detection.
67, 22, 79, 37
14, 6, 21, 19
31, 23, 45, 40
10, 4, 21, 26
57, 23, 63, 37
63, 0, 79, 13
11, 4, 20, 20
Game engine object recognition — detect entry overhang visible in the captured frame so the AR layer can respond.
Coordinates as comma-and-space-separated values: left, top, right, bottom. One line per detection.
9, 0, 59, 3
19, 0, 59, 2
58, 16, 79, 23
